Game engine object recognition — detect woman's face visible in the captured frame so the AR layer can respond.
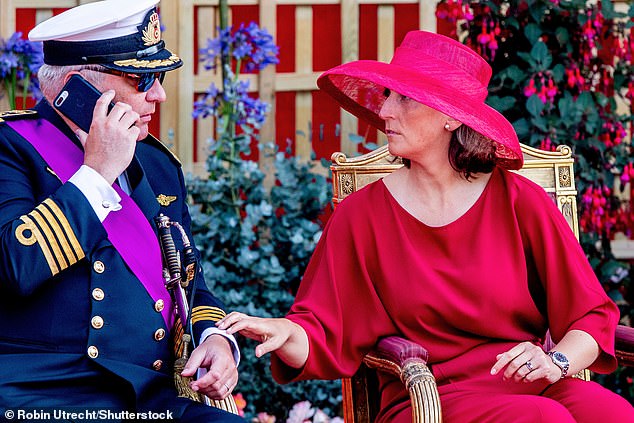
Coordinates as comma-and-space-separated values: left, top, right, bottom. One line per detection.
378, 88, 450, 161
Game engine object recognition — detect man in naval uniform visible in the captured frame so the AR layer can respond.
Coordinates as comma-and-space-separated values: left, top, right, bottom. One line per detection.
0, 1, 244, 421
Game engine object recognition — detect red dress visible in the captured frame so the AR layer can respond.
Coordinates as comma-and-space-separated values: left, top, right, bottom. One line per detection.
272, 168, 631, 422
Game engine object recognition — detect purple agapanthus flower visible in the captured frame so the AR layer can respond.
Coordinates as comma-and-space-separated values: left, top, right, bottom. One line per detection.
194, 22, 277, 135
199, 22, 279, 73
192, 83, 221, 120
193, 72, 269, 128
0, 32, 44, 106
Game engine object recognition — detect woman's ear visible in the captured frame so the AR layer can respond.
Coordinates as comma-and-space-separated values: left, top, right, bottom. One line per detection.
444, 119, 463, 132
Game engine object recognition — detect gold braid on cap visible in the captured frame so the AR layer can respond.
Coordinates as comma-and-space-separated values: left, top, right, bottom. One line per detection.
113, 55, 180, 69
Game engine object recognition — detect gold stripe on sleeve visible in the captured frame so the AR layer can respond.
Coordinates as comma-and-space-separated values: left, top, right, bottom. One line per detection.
28, 208, 68, 270
191, 311, 226, 321
43, 199, 84, 261
38, 201, 80, 264
190, 306, 226, 324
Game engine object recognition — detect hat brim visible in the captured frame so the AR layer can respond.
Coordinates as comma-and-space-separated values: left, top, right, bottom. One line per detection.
317, 60, 523, 170
102, 47, 182, 73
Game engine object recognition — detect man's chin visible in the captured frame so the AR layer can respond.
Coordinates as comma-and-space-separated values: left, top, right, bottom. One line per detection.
136, 124, 149, 141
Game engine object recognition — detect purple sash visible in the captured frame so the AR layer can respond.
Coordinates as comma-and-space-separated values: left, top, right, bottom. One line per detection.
7, 118, 174, 329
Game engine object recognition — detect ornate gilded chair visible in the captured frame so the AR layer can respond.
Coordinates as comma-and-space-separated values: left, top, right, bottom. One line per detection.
330, 143, 634, 423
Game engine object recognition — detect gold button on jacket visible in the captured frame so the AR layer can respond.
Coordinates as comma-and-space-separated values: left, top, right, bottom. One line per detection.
154, 299, 164, 312
91, 316, 104, 329
93, 261, 105, 273
87, 346, 99, 359
92, 288, 105, 301
154, 328, 165, 341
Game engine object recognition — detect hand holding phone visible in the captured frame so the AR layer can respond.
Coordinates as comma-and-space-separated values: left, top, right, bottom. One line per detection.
54, 74, 141, 184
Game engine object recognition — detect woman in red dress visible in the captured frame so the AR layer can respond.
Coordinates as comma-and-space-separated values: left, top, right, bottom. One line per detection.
216, 31, 634, 422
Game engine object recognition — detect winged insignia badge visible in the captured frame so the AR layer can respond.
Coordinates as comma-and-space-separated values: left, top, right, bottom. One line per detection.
157, 194, 177, 206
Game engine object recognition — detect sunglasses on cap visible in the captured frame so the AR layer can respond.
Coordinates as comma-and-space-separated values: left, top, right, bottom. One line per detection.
84, 68, 165, 92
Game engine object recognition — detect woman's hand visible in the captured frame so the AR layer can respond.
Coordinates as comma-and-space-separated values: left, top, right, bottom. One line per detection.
217, 312, 309, 369
490, 341, 561, 384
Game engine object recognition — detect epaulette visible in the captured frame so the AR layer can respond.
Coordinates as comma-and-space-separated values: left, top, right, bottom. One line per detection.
144, 134, 181, 167
0, 110, 38, 124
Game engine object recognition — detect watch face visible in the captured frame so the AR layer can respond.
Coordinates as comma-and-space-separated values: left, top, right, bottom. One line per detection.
552, 351, 569, 364
549, 351, 570, 378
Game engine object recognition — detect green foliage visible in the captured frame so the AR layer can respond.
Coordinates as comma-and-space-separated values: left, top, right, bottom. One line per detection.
187, 147, 339, 418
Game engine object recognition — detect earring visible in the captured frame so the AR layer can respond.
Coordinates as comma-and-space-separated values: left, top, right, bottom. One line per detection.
444, 123, 451, 131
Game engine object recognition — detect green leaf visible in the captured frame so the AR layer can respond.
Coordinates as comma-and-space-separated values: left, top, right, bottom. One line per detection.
506, 17, 520, 30
558, 94, 573, 121
529, 131, 544, 146
595, 92, 609, 108
487, 95, 517, 112
528, 2, 548, 23
551, 64, 565, 83
505, 65, 527, 81
517, 52, 535, 67
555, 27, 570, 47
576, 91, 593, 110
531, 115, 549, 132
524, 23, 542, 44
601, 0, 623, 20
530, 41, 551, 70
526, 94, 545, 117
499, 65, 528, 88
513, 118, 530, 140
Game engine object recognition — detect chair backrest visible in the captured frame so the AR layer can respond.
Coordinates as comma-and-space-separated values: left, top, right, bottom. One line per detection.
331, 143, 579, 238
330, 143, 583, 422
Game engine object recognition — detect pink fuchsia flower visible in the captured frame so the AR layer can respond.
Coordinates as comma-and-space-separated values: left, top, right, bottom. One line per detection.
626, 81, 634, 102
621, 163, 634, 184
524, 79, 537, 97
537, 86, 548, 104
540, 137, 556, 152
545, 78, 558, 101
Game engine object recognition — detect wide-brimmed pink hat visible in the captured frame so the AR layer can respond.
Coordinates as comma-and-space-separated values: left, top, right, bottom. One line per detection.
317, 30, 523, 169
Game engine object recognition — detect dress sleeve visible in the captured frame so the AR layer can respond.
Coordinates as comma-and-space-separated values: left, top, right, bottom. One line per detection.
516, 179, 619, 373
271, 189, 397, 383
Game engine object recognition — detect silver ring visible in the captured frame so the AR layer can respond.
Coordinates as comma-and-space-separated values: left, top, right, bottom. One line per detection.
525, 360, 534, 372
223, 383, 230, 392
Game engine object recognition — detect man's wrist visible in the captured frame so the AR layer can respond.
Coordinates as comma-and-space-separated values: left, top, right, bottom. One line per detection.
200, 327, 240, 366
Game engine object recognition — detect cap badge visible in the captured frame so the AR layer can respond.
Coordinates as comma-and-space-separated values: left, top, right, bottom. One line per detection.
142, 11, 161, 46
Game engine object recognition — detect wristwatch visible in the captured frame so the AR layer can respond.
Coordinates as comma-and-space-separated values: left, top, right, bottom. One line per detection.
547, 351, 570, 379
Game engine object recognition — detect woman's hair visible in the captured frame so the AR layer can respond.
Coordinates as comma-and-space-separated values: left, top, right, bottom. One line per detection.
448, 125, 497, 180
38, 64, 106, 100
402, 125, 497, 180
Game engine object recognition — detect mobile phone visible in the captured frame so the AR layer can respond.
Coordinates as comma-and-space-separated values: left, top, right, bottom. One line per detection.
53, 74, 114, 133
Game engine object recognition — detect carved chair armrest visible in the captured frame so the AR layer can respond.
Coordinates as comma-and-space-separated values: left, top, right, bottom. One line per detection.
362, 336, 441, 423
616, 324, 634, 367
207, 397, 239, 415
